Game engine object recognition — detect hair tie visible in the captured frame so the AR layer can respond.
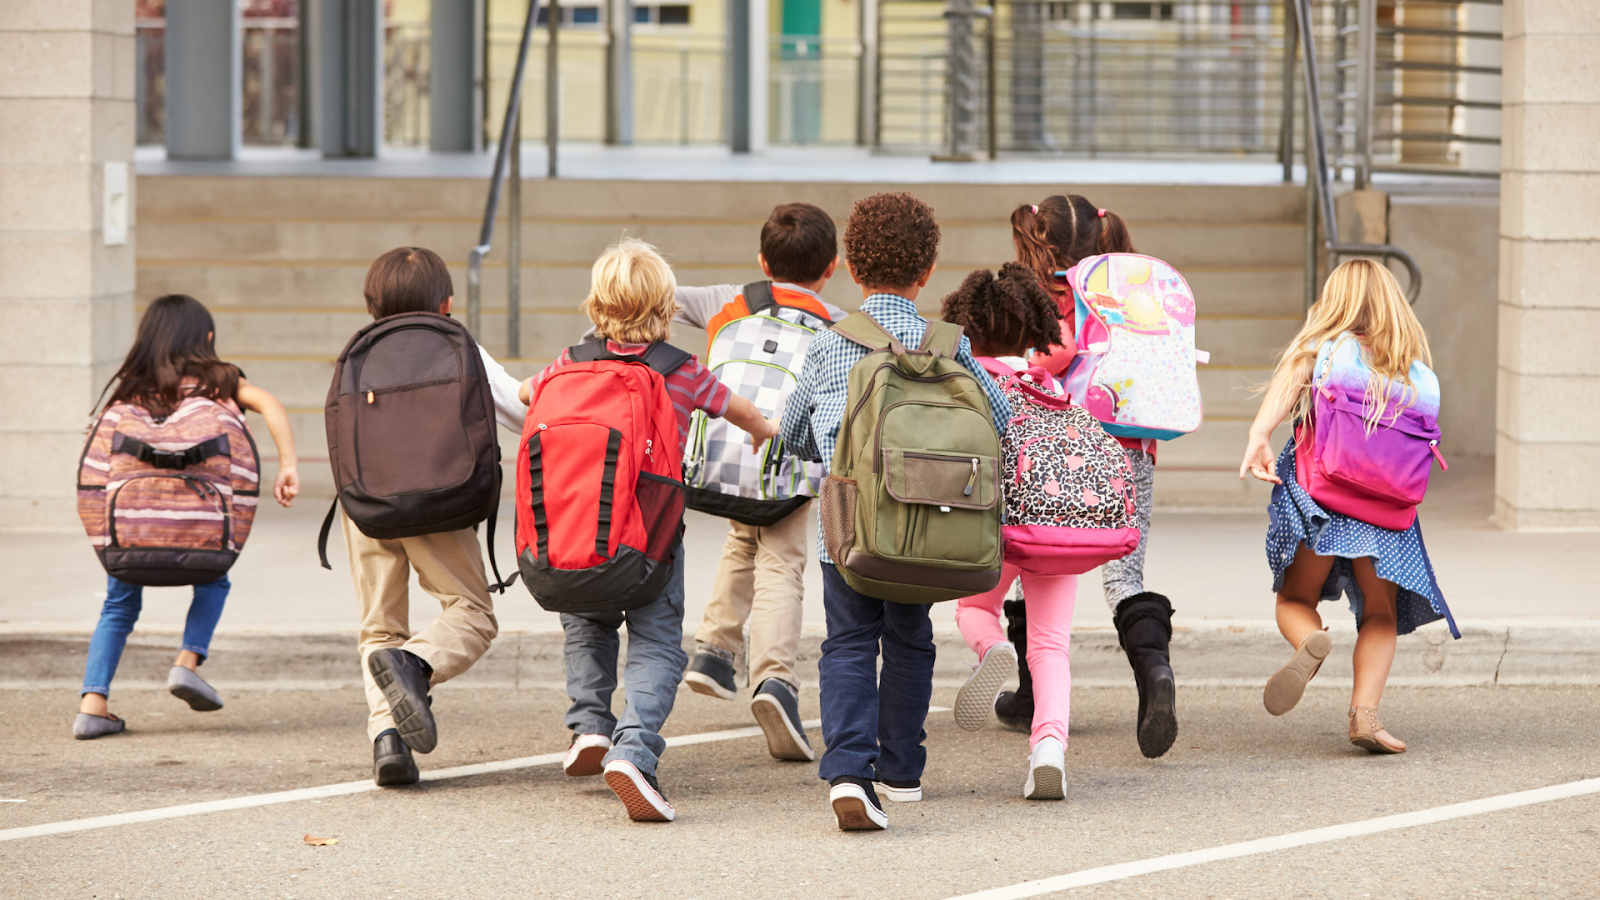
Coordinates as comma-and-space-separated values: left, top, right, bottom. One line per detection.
1097, 208, 1107, 218
1030, 204, 1039, 214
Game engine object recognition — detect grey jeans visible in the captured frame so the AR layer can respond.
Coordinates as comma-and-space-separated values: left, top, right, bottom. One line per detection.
560, 544, 687, 777
1101, 446, 1155, 611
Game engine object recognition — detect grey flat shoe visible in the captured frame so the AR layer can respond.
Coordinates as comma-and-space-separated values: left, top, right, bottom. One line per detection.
73, 712, 126, 740
167, 666, 224, 712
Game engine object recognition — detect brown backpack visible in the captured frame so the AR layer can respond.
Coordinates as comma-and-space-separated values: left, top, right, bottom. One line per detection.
317, 311, 512, 589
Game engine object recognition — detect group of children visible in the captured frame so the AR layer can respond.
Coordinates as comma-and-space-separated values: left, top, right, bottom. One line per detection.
72, 190, 1454, 832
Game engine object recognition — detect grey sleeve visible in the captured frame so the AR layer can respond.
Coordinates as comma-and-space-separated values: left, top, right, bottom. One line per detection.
674, 284, 741, 331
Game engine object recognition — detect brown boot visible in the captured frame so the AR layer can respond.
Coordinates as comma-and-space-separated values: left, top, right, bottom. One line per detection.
1263, 629, 1331, 716
1349, 706, 1406, 754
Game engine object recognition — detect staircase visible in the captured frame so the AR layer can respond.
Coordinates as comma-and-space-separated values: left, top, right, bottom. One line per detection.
135, 174, 1302, 505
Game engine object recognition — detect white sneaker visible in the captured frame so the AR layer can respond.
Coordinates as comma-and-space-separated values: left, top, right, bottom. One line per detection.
563, 732, 612, 777
1023, 736, 1067, 801
954, 641, 1017, 732
603, 759, 676, 822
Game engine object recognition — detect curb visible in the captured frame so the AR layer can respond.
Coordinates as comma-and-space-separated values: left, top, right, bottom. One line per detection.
4, 621, 1596, 691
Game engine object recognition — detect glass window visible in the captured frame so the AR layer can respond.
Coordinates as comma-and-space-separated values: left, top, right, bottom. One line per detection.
658, 4, 690, 24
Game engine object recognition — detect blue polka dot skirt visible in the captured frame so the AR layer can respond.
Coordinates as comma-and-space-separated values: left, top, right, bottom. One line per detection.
1266, 442, 1458, 639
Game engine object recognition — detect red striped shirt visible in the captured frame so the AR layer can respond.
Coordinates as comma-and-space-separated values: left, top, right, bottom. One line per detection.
533, 341, 731, 451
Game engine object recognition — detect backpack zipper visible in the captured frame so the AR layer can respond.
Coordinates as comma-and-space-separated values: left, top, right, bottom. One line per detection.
964, 458, 978, 497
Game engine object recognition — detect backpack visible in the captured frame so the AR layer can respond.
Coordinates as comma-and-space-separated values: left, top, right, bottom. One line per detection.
1061, 253, 1209, 440
317, 311, 511, 589
516, 340, 690, 614
1294, 335, 1447, 531
983, 359, 1141, 575
818, 314, 1003, 604
683, 282, 834, 526
77, 395, 261, 586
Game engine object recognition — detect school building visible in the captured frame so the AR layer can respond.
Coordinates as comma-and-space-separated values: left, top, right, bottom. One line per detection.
1, 0, 1596, 532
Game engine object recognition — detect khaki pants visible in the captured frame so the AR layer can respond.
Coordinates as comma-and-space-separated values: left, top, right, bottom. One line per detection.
693, 501, 809, 689
343, 513, 499, 740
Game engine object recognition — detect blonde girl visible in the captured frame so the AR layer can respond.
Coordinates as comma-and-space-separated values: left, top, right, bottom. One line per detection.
1240, 258, 1456, 754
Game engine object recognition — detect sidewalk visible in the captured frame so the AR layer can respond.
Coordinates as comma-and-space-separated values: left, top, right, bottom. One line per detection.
4, 458, 1596, 688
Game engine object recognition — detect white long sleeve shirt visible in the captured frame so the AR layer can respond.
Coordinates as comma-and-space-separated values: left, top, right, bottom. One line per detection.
478, 346, 528, 431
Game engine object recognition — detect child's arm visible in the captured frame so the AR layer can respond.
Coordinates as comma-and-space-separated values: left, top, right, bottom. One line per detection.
1239, 360, 1310, 485
722, 394, 780, 456
235, 380, 300, 507
779, 342, 823, 461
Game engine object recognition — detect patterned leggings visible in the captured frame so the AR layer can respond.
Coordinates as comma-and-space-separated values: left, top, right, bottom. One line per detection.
1100, 446, 1155, 612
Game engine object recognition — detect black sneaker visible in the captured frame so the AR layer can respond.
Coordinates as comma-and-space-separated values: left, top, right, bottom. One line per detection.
684, 649, 737, 700
829, 775, 887, 831
368, 648, 437, 754
873, 778, 922, 803
750, 678, 814, 761
603, 759, 675, 822
373, 729, 419, 786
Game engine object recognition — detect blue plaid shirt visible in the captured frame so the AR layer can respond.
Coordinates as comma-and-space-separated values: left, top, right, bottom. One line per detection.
781, 293, 1012, 564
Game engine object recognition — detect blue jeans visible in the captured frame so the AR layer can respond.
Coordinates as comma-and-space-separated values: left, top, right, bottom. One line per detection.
560, 544, 687, 777
80, 575, 231, 697
817, 563, 936, 784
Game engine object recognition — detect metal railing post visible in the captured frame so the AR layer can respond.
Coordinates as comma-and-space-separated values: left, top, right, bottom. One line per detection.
1354, 0, 1376, 188
985, 5, 997, 160
1279, 0, 1297, 183
508, 117, 522, 358
547, 0, 560, 177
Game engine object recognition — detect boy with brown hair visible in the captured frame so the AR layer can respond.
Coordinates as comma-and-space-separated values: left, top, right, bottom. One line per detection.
677, 202, 847, 764
340, 247, 529, 787
780, 193, 1011, 831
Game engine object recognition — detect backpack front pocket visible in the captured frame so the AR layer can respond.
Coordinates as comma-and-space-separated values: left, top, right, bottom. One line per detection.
108, 474, 228, 550
879, 450, 999, 566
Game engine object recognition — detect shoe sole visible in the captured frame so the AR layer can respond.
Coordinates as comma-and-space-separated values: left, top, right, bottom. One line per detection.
168, 684, 223, 713
564, 743, 609, 777
1024, 763, 1066, 801
751, 693, 815, 762
1351, 735, 1406, 755
873, 783, 922, 803
369, 653, 438, 754
603, 766, 675, 822
374, 756, 419, 787
1136, 673, 1178, 759
831, 792, 887, 831
955, 644, 1017, 732
1263, 630, 1332, 717
684, 671, 737, 701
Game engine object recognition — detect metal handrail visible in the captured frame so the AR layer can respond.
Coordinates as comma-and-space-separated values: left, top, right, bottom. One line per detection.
1293, 0, 1422, 306
465, 0, 542, 345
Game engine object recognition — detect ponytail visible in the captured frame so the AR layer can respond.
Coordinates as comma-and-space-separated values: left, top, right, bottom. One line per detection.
1095, 207, 1133, 255
1010, 194, 1136, 298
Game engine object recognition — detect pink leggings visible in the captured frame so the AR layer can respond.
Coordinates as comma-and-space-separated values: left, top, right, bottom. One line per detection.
954, 562, 1078, 749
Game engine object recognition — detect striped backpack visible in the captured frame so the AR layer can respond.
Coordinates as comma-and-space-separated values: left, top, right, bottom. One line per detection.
683, 281, 834, 526
77, 396, 261, 586
983, 358, 1139, 575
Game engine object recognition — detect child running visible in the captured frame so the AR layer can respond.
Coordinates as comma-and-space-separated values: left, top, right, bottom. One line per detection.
1000, 195, 1181, 761
1239, 258, 1456, 754
781, 192, 1011, 831
521, 238, 779, 822
941, 264, 1080, 799
74, 294, 300, 739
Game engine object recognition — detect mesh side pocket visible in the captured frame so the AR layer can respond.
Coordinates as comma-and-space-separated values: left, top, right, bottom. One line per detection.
820, 475, 858, 563
634, 473, 685, 563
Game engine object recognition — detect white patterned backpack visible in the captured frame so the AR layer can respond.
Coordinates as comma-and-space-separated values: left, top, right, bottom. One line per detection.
1061, 253, 1209, 440
683, 282, 835, 526
983, 358, 1140, 574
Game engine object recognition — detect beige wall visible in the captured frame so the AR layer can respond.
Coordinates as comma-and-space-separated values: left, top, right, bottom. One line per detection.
1495, 0, 1600, 529
0, 2, 137, 529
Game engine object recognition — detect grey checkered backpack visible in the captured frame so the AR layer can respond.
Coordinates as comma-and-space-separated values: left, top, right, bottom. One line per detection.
684, 282, 834, 526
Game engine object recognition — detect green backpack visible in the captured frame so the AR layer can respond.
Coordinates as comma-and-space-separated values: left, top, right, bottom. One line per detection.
818, 312, 1004, 603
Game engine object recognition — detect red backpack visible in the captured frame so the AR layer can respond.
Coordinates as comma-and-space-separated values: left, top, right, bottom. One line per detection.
515, 340, 689, 613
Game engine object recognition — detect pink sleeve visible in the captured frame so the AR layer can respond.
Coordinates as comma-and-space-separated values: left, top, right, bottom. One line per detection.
686, 358, 732, 418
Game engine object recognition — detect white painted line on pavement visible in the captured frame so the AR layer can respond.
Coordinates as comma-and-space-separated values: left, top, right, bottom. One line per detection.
944, 777, 1600, 900
0, 709, 949, 844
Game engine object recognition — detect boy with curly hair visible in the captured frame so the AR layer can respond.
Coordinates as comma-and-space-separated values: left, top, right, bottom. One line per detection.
780, 193, 1010, 831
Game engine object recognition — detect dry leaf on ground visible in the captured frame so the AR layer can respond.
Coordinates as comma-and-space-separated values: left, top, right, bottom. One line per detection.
302, 834, 338, 846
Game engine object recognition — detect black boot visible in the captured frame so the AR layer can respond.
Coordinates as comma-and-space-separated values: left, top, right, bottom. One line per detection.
1116, 592, 1177, 759
993, 597, 1035, 732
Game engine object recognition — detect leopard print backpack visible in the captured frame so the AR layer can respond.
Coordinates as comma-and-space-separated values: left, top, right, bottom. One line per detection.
985, 359, 1140, 575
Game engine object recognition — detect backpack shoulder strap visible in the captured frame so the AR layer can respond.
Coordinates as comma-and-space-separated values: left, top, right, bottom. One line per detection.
742, 281, 776, 316
920, 320, 965, 358
639, 341, 692, 377
832, 312, 903, 355
568, 339, 606, 363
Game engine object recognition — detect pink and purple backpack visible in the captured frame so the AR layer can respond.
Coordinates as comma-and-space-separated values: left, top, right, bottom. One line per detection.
984, 358, 1140, 575
1294, 334, 1446, 530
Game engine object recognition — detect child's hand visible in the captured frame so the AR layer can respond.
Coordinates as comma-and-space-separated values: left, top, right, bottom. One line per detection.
1239, 432, 1280, 484
274, 466, 301, 507
750, 417, 780, 456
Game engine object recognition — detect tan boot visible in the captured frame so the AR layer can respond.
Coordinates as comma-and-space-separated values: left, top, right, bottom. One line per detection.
1349, 706, 1406, 754
1263, 629, 1331, 716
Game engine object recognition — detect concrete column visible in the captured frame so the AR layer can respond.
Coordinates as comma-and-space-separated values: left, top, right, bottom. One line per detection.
1495, 0, 1600, 529
431, 0, 483, 153
318, 0, 384, 158
604, 0, 634, 145
164, 0, 241, 160
0, 4, 137, 528
727, 0, 768, 153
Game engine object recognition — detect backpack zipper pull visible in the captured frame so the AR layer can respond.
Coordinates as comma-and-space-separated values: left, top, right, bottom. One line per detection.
964, 457, 978, 496
646, 438, 653, 457
367, 391, 375, 404
1429, 439, 1449, 470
